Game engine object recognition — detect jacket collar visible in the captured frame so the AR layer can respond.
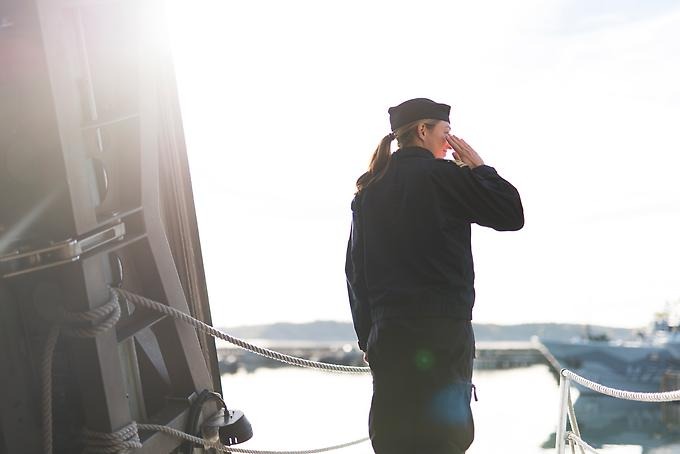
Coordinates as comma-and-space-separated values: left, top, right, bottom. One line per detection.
393, 146, 435, 160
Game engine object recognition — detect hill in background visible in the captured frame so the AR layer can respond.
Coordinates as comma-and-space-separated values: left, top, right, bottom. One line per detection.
221, 320, 638, 343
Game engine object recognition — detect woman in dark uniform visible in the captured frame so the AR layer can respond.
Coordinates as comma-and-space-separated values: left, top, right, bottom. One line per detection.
346, 98, 524, 453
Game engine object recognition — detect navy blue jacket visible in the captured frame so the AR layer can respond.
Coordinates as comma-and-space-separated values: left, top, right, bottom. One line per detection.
346, 146, 524, 351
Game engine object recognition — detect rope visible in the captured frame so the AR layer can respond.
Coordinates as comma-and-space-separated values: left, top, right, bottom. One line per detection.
566, 432, 600, 454
40, 289, 370, 453
58, 295, 121, 338
40, 292, 123, 454
113, 288, 371, 374
556, 369, 680, 453
138, 424, 369, 454
41, 325, 60, 454
562, 369, 680, 402
81, 422, 143, 453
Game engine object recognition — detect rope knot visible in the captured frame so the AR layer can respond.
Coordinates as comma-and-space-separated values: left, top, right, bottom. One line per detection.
81, 421, 142, 453
40, 290, 121, 338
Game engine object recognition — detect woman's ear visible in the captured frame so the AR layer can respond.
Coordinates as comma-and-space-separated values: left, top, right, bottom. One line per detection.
417, 123, 427, 140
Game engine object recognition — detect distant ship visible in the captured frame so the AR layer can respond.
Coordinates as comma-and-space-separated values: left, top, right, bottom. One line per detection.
538, 318, 680, 393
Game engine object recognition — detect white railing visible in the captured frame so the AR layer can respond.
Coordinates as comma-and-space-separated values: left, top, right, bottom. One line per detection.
554, 369, 680, 453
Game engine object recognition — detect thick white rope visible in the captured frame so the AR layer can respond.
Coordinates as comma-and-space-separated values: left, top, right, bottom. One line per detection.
81, 422, 143, 453
562, 369, 680, 402
114, 288, 371, 374
566, 432, 600, 454
41, 293, 125, 454
138, 424, 369, 454
42, 325, 60, 454
557, 369, 680, 454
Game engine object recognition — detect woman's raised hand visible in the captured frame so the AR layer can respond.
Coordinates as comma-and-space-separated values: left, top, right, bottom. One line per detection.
446, 134, 485, 168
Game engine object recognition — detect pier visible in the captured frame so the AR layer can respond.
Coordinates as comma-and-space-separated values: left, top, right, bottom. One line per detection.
474, 341, 547, 369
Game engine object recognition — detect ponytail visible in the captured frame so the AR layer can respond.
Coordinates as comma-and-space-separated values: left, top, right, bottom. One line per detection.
356, 133, 395, 192
355, 118, 440, 193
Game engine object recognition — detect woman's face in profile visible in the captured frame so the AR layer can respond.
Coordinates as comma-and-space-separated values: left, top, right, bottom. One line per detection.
423, 121, 452, 159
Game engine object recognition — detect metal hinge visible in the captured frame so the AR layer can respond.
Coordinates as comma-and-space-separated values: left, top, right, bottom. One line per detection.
0, 222, 126, 278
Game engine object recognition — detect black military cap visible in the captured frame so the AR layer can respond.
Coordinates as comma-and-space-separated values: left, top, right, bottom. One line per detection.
388, 98, 451, 131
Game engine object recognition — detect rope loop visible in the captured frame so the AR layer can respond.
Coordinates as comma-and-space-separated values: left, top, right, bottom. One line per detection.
60, 292, 121, 338
81, 422, 143, 453
41, 289, 122, 454
37, 289, 122, 338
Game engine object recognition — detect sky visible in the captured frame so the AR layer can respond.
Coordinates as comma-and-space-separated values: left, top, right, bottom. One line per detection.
165, 0, 680, 329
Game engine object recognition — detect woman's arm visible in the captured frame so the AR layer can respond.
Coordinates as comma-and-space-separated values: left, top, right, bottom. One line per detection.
433, 137, 524, 231
345, 201, 372, 352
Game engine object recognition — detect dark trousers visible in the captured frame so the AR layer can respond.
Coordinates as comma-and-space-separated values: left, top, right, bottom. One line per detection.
366, 318, 475, 454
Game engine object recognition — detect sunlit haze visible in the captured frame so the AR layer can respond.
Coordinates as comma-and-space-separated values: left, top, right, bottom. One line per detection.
165, 0, 680, 329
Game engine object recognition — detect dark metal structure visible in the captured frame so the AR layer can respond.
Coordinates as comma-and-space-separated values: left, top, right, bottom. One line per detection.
0, 0, 222, 452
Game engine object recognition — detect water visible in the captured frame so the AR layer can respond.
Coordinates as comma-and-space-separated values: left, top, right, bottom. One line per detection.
221, 365, 680, 453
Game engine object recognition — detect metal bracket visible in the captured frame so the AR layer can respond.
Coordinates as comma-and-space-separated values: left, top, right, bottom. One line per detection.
0, 222, 126, 278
